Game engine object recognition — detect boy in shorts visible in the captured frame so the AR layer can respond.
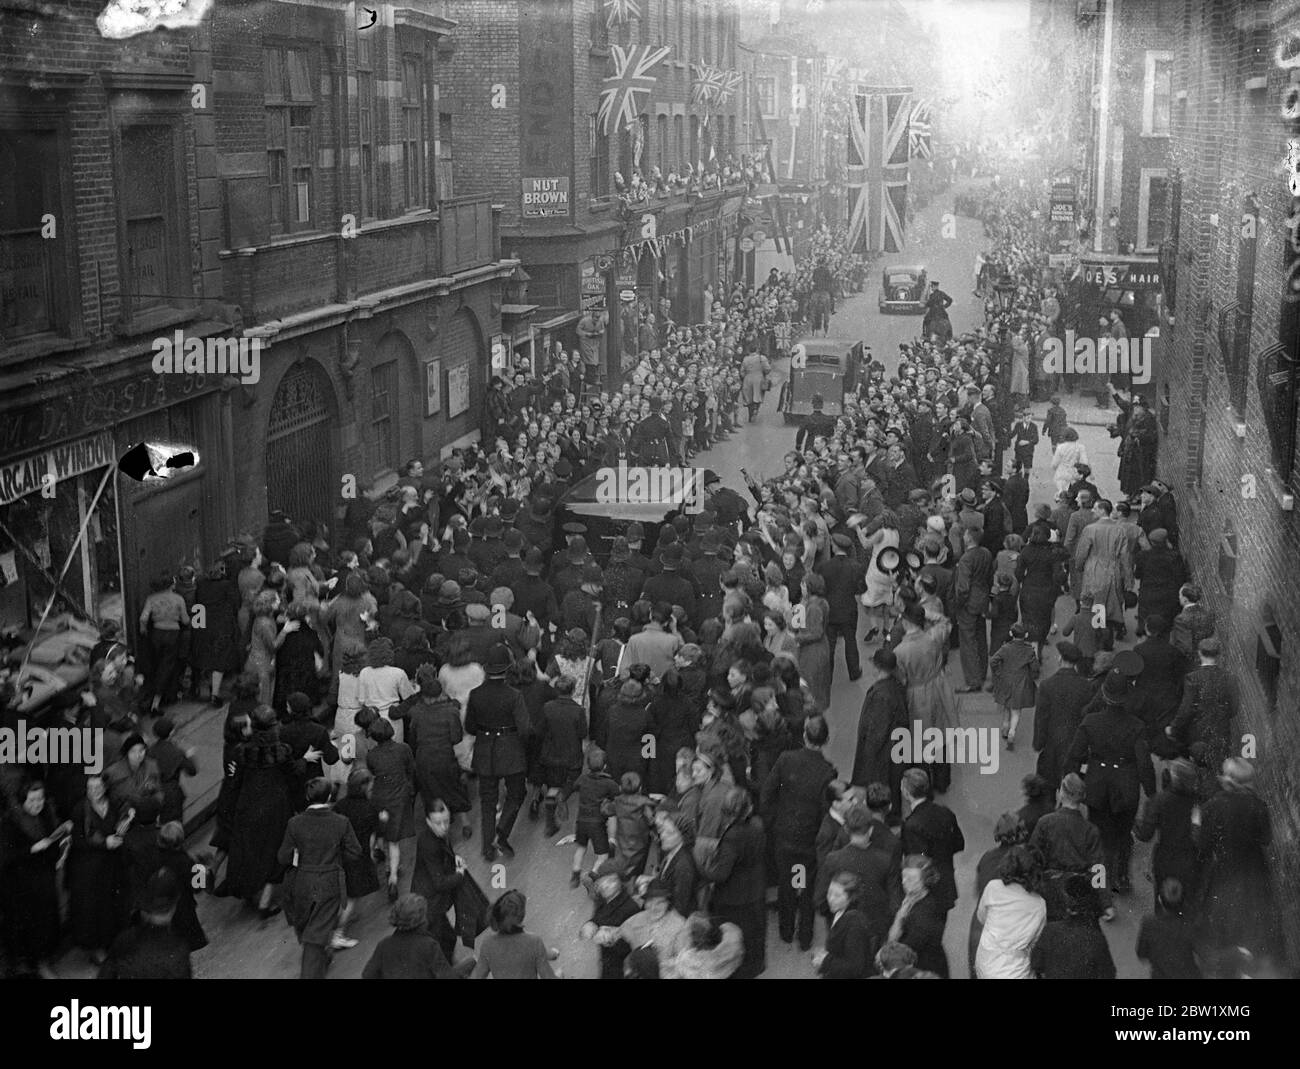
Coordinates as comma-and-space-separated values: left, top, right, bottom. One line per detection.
571, 746, 619, 889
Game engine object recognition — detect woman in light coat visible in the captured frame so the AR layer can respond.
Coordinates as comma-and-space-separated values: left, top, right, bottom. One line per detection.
1051, 427, 1088, 495
975, 845, 1047, 979
739, 349, 771, 423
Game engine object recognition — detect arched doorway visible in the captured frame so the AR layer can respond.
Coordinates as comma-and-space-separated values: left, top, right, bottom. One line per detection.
266, 360, 337, 531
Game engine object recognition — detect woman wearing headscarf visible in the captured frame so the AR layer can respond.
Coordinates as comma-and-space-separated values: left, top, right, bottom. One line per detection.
104, 732, 164, 816
974, 844, 1047, 979
405, 666, 471, 839
889, 853, 950, 978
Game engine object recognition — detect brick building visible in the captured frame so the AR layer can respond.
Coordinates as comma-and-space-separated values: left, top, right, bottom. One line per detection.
1074, 0, 1179, 255
1152, 0, 1300, 959
0, 0, 514, 638
443, 0, 747, 377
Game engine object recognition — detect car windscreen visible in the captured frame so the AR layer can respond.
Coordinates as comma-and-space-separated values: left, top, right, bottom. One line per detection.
885, 273, 918, 285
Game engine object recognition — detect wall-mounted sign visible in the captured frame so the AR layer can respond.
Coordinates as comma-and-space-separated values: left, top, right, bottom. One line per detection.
739, 237, 755, 253
0, 433, 116, 507
521, 177, 571, 218
447, 364, 470, 418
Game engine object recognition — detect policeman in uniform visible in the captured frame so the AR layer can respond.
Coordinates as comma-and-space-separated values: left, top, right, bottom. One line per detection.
631, 396, 671, 465
1066, 668, 1156, 896
703, 470, 750, 533
465, 643, 532, 861
795, 392, 838, 454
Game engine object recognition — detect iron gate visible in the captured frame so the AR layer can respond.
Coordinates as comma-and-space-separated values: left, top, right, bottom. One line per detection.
266, 362, 334, 531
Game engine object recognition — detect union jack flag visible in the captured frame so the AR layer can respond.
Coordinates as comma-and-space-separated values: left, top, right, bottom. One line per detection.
847, 87, 911, 254
909, 98, 932, 159
598, 43, 671, 136
691, 61, 725, 105
716, 69, 742, 103
602, 0, 641, 27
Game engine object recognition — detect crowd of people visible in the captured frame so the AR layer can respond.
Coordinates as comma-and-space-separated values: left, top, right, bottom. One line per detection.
0, 183, 1284, 981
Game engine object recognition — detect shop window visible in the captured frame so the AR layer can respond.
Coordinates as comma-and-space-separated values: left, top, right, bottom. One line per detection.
1256, 602, 1282, 711
1136, 169, 1168, 253
757, 76, 778, 120
0, 122, 72, 344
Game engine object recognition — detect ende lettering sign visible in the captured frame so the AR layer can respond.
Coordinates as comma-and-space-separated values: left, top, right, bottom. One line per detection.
522, 177, 570, 218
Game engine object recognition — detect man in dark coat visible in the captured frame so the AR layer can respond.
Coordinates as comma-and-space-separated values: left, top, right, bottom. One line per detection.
1029, 772, 1113, 919
1168, 637, 1239, 799
1066, 670, 1156, 896
1117, 396, 1159, 497
816, 533, 867, 682
953, 528, 993, 691
276, 778, 363, 978
603, 537, 645, 617
851, 648, 909, 816
978, 477, 1011, 554
1133, 528, 1185, 637
1008, 407, 1039, 470
98, 869, 193, 980
465, 644, 532, 861
704, 471, 751, 532
1130, 614, 1188, 749
630, 397, 671, 464
759, 716, 836, 950
689, 531, 729, 624
1170, 583, 1215, 660
641, 544, 697, 627
1003, 462, 1030, 536
510, 549, 560, 634
795, 393, 838, 453
1032, 642, 1095, 791
900, 768, 965, 913
814, 803, 902, 921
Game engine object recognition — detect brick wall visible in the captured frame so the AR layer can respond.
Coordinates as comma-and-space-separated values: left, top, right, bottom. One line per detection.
1161, 0, 1300, 962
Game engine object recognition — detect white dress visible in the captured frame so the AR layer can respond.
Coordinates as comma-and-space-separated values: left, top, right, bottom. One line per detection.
862, 527, 901, 608
439, 662, 485, 770
974, 879, 1047, 979
1051, 441, 1088, 495
356, 664, 417, 745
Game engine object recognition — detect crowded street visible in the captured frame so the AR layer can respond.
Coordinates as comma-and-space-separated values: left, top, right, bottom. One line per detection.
2, 0, 1297, 1003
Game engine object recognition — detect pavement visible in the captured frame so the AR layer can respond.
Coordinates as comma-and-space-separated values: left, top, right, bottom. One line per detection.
47, 179, 1152, 979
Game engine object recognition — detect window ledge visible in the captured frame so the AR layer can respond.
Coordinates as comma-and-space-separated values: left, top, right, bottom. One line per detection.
1263, 467, 1298, 511
114, 305, 202, 339
0, 332, 93, 370
1139, 132, 1171, 139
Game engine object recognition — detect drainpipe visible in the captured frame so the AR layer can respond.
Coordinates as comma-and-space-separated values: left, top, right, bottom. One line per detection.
1093, 0, 1115, 252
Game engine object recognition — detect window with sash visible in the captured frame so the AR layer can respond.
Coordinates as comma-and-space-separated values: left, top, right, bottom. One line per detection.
371, 361, 399, 471
437, 111, 454, 201
401, 54, 428, 210
265, 45, 315, 233
357, 32, 376, 218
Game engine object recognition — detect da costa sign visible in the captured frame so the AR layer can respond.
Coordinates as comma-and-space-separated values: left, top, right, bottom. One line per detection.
521, 177, 570, 219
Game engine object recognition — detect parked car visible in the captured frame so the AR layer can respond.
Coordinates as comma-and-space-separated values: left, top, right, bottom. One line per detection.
878, 264, 928, 314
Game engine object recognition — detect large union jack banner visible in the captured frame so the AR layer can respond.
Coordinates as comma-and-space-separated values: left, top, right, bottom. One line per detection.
847, 86, 911, 254
603, 0, 641, 27
690, 61, 725, 105
909, 98, 932, 159
599, 43, 672, 136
